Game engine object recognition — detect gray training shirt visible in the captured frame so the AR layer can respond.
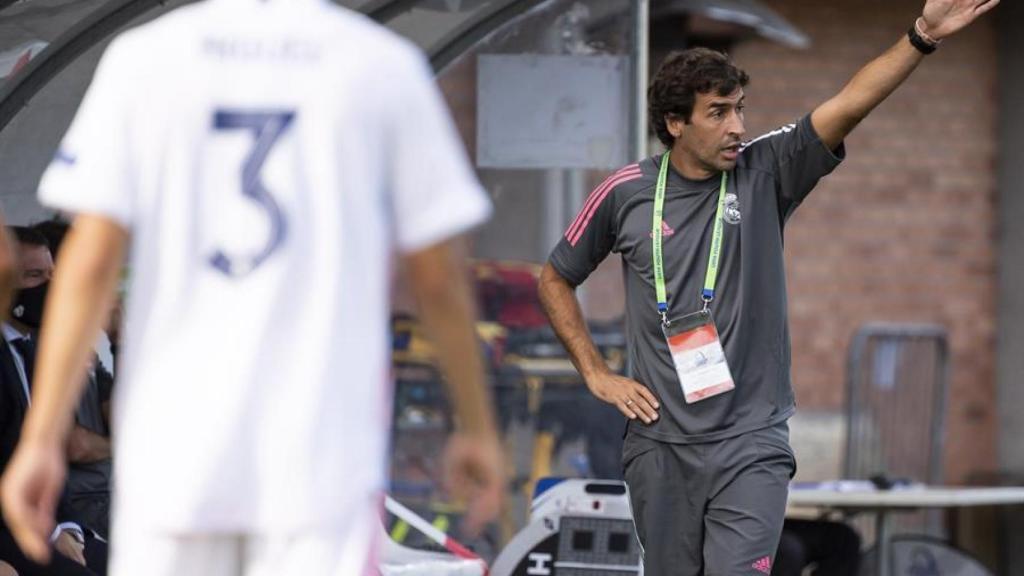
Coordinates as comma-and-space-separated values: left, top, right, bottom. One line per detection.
549, 114, 844, 444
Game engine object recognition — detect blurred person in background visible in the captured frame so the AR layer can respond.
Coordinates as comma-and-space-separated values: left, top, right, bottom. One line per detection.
0, 227, 99, 575
32, 219, 117, 380
0, 218, 21, 576
29, 220, 113, 544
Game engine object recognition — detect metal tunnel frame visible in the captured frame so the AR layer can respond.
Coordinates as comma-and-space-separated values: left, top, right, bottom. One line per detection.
0, 0, 551, 134
0, 0, 799, 142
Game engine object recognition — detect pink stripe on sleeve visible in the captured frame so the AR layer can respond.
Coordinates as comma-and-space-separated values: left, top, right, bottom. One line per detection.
564, 164, 641, 241
568, 168, 643, 246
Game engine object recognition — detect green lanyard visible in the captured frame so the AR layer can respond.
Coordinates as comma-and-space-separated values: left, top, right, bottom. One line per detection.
652, 151, 728, 323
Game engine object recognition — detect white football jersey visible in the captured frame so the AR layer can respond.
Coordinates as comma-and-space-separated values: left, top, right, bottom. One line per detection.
39, 0, 490, 532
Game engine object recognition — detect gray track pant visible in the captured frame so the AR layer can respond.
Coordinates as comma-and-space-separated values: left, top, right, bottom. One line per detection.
623, 422, 796, 576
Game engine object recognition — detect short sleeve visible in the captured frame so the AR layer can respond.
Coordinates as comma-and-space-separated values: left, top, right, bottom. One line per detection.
740, 114, 845, 220
38, 38, 135, 229
547, 169, 626, 287
387, 50, 491, 253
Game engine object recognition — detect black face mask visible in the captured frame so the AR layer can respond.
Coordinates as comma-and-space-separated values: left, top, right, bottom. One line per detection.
10, 282, 49, 329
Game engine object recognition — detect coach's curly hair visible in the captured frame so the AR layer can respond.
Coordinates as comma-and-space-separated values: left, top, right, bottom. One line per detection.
648, 48, 750, 148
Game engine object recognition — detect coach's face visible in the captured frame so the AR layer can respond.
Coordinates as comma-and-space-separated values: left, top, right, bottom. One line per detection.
667, 88, 746, 178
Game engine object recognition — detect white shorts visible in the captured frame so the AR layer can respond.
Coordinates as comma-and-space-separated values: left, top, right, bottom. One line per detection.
110, 517, 379, 576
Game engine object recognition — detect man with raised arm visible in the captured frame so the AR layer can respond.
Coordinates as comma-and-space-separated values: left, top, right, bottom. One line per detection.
538, 1, 996, 574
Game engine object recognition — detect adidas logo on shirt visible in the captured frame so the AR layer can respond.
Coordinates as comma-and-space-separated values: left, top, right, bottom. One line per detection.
649, 220, 675, 238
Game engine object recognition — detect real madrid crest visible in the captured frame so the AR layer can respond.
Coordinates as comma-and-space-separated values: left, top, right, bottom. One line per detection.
724, 193, 741, 225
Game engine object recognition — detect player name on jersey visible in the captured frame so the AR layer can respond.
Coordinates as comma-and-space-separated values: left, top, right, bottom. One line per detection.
202, 37, 321, 62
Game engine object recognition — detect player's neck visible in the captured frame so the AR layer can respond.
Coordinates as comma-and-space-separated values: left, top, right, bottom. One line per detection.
668, 146, 716, 181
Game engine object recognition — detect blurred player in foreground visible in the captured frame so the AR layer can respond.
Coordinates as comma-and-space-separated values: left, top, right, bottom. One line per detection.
0, 1, 503, 574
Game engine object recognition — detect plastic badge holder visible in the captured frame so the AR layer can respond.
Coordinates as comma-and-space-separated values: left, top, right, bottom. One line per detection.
662, 308, 735, 404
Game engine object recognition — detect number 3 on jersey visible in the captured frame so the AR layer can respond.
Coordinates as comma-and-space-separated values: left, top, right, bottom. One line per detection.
208, 110, 295, 278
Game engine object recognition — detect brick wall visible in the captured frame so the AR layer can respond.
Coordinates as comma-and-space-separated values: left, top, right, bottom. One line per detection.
732, 0, 998, 482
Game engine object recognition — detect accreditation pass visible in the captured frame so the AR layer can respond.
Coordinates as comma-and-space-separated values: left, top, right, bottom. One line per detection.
664, 314, 735, 404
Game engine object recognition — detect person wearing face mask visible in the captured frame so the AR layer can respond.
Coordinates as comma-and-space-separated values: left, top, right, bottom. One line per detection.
27, 221, 113, 547
0, 226, 100, 576
30, 219, 117, 380
7, 228, 51, 332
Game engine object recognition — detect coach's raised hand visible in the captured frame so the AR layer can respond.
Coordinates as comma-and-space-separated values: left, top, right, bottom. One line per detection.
920, 0, 999, 40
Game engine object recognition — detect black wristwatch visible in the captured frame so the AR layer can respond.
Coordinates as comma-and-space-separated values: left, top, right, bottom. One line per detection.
908, 20, 939, 54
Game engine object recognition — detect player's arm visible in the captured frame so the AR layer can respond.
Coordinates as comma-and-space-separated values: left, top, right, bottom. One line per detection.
404, 238, 502, 537
538, 264, 658, 423
1, 214, 126, 563
811, 0, 998, 150
406, 239, 494, 436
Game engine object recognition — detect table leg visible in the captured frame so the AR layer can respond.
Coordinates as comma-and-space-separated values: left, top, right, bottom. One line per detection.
876, 511, 892, 576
